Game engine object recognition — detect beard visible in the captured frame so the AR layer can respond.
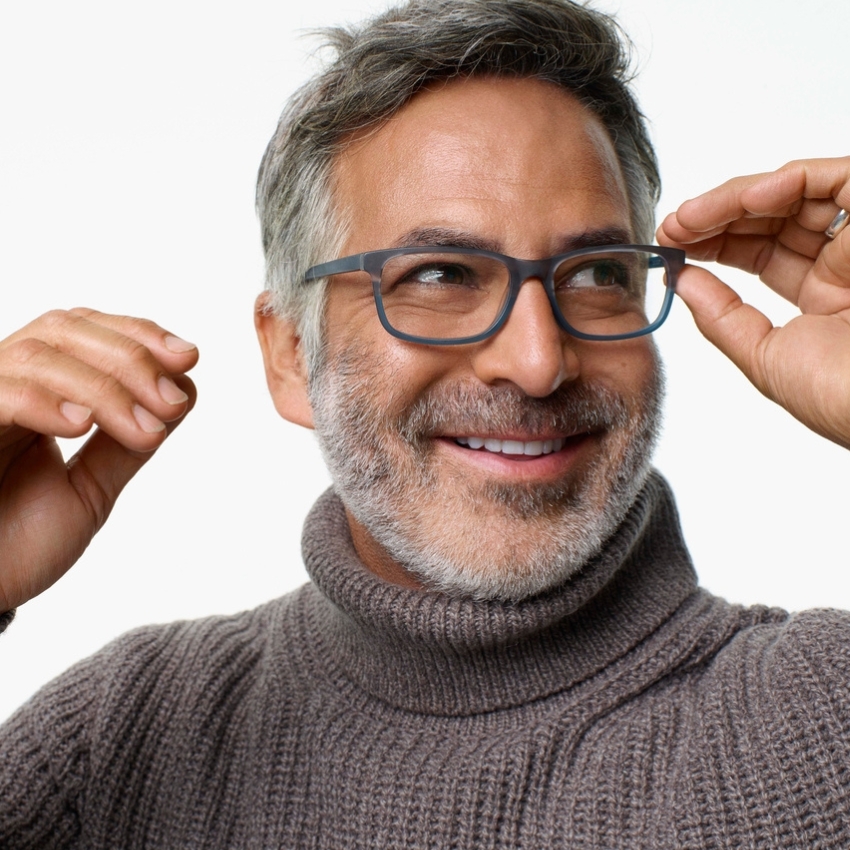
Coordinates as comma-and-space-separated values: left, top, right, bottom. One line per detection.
309, 343, 665, 601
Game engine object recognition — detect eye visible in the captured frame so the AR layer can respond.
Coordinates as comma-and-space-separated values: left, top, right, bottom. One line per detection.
561, 260, 630, 290
397, 263, 475, 288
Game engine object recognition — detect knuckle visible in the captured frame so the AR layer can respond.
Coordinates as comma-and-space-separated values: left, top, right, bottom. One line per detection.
0, 377, 54, 431
118, 315, 166, 349
116, 336, 158, 374
6, 337, 49, 367
89, 370, 124, 400
67, 455, 112, 533
39, 308, 76, 332
68, 306, 97, 320
10, 380, 44, 412
124, 315, 158, 335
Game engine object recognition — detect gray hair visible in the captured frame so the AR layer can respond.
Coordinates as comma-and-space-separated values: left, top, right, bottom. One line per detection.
256, 0, 661, 375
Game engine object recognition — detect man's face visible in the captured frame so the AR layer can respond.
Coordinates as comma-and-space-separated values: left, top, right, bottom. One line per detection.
309, 76, 663, 599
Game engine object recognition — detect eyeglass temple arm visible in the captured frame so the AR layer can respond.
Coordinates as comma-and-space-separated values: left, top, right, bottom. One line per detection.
304, 256, 364, 281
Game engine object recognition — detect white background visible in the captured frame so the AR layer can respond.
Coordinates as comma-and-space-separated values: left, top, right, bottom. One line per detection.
2, 0, 848, 722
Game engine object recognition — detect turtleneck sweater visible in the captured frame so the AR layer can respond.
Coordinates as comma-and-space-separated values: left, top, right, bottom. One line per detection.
2, 472, 850, 848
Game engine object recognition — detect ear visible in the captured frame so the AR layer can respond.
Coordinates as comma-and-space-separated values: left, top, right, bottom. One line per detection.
254, 292, 314, 429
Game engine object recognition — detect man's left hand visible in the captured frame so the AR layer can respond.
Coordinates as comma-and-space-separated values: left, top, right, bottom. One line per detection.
657, 156, 850, 449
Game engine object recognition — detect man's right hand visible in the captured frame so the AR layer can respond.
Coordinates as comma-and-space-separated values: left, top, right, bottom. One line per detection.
0, 308, 198, 613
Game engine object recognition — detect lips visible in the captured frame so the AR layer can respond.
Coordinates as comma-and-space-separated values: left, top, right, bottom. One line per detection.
454, 436, 567, 456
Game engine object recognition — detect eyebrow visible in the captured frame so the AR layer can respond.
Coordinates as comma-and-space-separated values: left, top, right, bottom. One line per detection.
394, 225, 635, 256
396, 227, 500, 252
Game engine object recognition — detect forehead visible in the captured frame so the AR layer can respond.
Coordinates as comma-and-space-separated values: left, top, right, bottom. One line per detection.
332, 76, 631, 256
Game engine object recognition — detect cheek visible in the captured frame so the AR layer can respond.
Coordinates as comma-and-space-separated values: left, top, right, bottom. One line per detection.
579, 338, 659, 395
324, 292, 471, 412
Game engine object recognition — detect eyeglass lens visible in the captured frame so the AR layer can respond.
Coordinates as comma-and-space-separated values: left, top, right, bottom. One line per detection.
377, 250, 669, 340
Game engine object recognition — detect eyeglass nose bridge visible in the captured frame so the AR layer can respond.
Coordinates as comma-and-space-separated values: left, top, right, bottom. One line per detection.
496, 256, 566, 334
506, 257, 558, 286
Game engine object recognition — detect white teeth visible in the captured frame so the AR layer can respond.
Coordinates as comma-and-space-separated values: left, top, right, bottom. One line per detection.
454, 436, 567, 455
501, 440, 525, 455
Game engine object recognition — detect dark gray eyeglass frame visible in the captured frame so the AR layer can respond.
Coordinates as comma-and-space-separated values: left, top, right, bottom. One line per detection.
304, 244, 685, 345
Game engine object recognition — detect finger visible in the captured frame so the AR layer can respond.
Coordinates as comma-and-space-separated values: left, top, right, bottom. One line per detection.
740, 157, 850, 214
5, 309, 198, 390
721, 200, 837, 238
658, 199, 839, 254
658, 225, 805, 281
0, 375, 94, 452
673, 264, 774, 393
658, 211, 780, 247
0, 338, 173, 453
659, 213, 824, 260
815, 223, 850, 294
1, 309, 199, 390
67, 373, 197, 519
697, 223, 850, 312
1, 317, 192, 421
664, 172, 773, 235
665, 158, 850, 239
67, 307, 199, 370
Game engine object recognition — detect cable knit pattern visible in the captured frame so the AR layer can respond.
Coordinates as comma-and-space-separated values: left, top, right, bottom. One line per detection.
1, 472, 849, 848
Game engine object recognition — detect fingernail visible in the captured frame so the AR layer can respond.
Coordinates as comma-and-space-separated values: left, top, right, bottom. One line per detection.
164, 334, 196, 353
157, 375, 189, 405
60, 401, 92, 425
133, 404, 166, 434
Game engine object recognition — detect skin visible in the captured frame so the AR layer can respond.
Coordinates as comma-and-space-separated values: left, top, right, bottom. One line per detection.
258, 77, 660, 592
1, 86, 849, 609
657, 157, 850, 449
0, 308, 197, 611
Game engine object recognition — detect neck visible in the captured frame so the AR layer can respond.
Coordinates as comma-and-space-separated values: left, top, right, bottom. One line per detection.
345, 507, 426, 591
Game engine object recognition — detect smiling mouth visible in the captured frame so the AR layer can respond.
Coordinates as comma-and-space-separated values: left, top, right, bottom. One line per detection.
453, 436, 568, 457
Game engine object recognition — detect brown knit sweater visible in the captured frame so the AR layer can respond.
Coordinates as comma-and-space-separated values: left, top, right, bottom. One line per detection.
1, 472, 849, 848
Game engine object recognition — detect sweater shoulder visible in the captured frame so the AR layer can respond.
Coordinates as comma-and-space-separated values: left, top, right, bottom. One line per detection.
758, 606, 850, 707
0, 586, 315, 848
683, 604, 850, 756
79, 585, 316, 734
651, 606, 850, 845
708, 605, 850, 689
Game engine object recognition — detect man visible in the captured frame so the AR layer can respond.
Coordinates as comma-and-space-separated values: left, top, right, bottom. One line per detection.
2, 0, 850, 847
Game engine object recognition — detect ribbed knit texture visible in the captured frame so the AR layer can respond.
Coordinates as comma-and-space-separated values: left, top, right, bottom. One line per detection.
2, 471, 850, 848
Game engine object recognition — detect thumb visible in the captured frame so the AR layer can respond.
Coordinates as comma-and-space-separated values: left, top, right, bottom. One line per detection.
674, 264, 775, 395
67, 374, 197, 529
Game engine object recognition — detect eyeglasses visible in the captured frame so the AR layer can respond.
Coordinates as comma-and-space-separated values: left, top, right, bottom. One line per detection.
304, 244, 685, 345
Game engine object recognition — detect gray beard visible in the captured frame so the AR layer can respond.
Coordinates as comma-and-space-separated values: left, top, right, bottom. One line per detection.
309, 346, 664, 601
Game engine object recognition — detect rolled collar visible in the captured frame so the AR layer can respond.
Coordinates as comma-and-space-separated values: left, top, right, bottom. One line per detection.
301, 471, 698, 716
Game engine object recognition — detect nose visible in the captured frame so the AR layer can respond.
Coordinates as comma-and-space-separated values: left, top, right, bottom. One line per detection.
468, 278, 580, 397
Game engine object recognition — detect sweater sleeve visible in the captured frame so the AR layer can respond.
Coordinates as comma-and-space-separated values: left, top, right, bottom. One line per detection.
0, 648, 102, 849
0, 620, 200, 849
0, 606, 275, 850
677, 606, 850, 847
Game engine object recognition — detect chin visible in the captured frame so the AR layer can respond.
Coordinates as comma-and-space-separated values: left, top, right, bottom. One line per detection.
362, 446, 654, 602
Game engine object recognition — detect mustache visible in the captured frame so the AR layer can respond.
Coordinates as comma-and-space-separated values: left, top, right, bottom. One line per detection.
394, 380, 636, 443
